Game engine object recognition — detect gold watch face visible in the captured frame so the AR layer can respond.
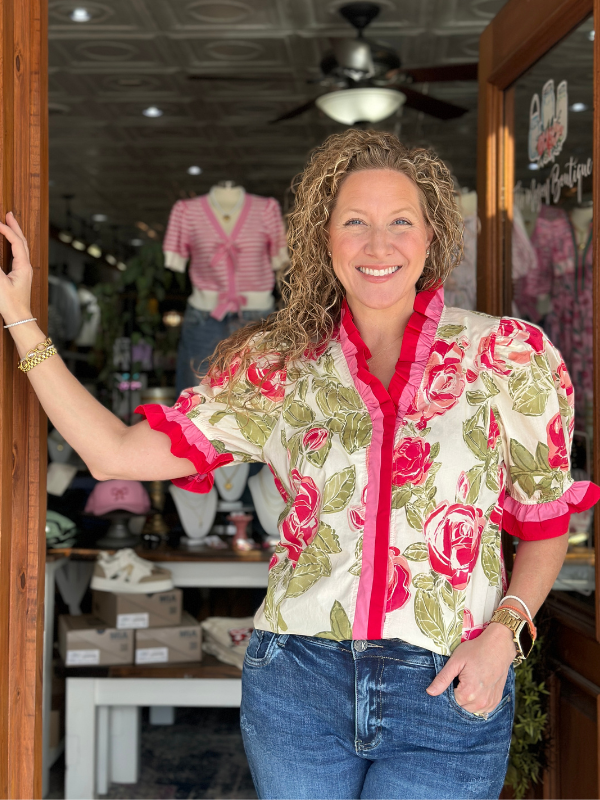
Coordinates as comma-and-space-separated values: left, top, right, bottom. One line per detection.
517, 619, 534, 659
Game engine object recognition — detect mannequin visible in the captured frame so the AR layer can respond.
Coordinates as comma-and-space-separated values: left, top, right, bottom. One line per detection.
214, 462, 250, 503
444, 189, 477, 309
163, 180, 289, 393
248, 465, 286, 538
570, 203, 593, 248
169, 484, 218, 540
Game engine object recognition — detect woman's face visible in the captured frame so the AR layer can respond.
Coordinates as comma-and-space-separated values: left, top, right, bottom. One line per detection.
328, 169, 433, 312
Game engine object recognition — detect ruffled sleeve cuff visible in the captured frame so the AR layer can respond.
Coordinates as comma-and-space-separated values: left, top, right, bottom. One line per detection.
503, 481, 600, 540
135, 403, 234, 494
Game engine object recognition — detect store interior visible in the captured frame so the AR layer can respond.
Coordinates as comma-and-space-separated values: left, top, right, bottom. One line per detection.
43, 1, 595, 798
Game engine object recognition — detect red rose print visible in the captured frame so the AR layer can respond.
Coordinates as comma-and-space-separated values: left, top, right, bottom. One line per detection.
247, 361, 286, 402
424, 501, 485, 590
173, 389, 202, 414
348, 505, 365, 531
456, 471, 470, 503
461, 608, 484, 641
407, 340, 466, 428
280, 472, 321, 565
547, 412, 569, 471
392, 437, 433, 487
488, 408, 500, 450
268, 466, 289, 503
268, 553, 278, 570
206, 357, 242, 389
386, 547, 411, 612
302, 427, 329, 452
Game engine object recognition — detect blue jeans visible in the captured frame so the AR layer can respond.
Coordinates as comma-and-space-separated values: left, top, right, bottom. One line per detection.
241, 632, 515, 800
175, 304, 271, 395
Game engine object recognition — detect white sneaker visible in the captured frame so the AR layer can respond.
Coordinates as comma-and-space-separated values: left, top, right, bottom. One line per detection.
90, 548, 174, 594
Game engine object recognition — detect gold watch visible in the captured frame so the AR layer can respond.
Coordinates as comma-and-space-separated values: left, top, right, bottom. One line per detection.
490, 607, 536, 665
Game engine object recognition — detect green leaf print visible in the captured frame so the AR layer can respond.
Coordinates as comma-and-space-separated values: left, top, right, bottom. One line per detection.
315, 383, 342, 417
535, 442, 551, 472
283, 397, 315, 427
509, 368, 550, 416
209, 410, 228, 425
285, 547, 331, 598
430, 441, 441, 459
482, 543, 500, 586
463, 424, 488, 460
235, 411, 274, 448
510, 440, 538, 473
305, 432, 333, 468
405, 503, 424, 531
277, 609, 288, 632
325, 415, 345, 434
466, 390, 488, 406
412, 573, 435, 592
341, 411, 372, 454
316, 600, 353, 640
337, 386, 363, 411
348, 536, 363, 576
437, 324, 466, 339
403, 542, 429, 562
297, 377, 309, 402
465, 465, 484, 505
322, 466, 356, 513
480, 372, 500, 396
391, 485, 411, 509
312, 521, 342, 554
186, 407, 202, 420
414, 589, 446, 648
287, 432, 302, 471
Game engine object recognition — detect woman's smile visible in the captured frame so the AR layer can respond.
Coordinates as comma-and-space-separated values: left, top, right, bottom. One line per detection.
356, 264, 402, 279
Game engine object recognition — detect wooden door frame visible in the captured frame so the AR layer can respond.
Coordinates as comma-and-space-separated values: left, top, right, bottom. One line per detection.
477, 0, 600, 640
0, 0, 48, 796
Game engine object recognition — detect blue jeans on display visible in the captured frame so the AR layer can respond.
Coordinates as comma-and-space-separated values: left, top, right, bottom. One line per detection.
241, 632, 515, 800
175, 304, 271, 395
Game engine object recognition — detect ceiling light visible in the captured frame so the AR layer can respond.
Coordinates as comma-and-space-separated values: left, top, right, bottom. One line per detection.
130, 238, 143, 246
105, 254, 117, 266
70, 7, 91, 22
589, 30, 595, 41
188, 165, 202, 175
528, 163, 540, 171
570, 102, 588, 112
92, 213, 108, 222
58, 231, 73, 243
316, 88, 406, 125
162, 310, 183, 328
147, 230, 158, 239
143, 106, 163, 118
71, 239, 86, 251
87, 244, 102, 258
117, 261, 127, 271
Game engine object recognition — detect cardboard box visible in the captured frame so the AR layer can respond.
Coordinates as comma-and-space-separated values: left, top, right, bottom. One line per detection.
92, 588, 182, 630
134, 611, 202, 664
59, 615, 134, 666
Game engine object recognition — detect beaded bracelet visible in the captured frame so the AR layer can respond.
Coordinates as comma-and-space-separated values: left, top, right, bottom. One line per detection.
18, 337, 57, 373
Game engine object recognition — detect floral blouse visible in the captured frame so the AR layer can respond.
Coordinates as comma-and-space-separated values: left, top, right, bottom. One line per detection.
137, 287, 599, 656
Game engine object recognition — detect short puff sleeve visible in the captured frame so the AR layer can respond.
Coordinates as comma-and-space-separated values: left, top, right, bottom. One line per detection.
163, 200, 190, 273
136, 360, 285, 494
493, 317, 600, 539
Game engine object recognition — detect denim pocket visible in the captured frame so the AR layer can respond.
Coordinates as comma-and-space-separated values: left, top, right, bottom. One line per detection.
243, 629, 280, 668
446, 666, 514, 723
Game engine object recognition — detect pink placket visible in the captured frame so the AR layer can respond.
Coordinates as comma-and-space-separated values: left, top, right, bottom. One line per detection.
200, 194, 252, 321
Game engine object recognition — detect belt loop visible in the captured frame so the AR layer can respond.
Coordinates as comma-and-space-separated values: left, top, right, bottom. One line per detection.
277, 634, 289, 648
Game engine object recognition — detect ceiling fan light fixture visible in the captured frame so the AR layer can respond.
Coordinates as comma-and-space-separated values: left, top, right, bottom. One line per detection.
316, 88, 405, 125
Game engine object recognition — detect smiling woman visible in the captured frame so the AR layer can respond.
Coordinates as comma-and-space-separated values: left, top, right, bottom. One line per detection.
0, 128, 598, 800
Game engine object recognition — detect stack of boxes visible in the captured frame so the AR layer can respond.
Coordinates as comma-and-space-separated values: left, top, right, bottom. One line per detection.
59, 588, 203, 666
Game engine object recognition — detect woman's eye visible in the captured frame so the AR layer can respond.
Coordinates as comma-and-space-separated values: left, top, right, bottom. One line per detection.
392, 218, 411, 226
343, 219, 365, 226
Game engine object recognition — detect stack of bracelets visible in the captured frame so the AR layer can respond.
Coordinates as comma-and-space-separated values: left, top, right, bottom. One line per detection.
17, 337, 57, 373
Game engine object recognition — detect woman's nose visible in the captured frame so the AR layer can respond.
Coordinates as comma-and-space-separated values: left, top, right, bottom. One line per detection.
364, 226, 394, 258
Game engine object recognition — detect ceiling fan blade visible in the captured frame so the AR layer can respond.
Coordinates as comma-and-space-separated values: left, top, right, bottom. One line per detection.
330, 37, 375, 75
400, 63, 478, 83
269, 98, 317, 124
399, 86, 469, 120
187, 74, 292, 82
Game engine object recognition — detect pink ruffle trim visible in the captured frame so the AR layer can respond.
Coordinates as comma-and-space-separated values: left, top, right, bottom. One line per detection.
135, 403, 233, 494
503, 480, 600, 540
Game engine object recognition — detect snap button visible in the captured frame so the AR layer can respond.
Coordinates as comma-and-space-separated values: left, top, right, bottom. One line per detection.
355, 640, 368, 652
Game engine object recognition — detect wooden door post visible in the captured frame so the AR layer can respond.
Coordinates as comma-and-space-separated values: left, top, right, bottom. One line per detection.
0, 0, 48, 796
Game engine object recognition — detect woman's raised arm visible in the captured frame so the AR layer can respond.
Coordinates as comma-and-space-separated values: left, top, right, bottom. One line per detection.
0, 213, 195, 482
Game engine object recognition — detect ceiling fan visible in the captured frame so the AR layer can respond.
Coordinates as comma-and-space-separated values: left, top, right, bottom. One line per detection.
270, 1, 477, 124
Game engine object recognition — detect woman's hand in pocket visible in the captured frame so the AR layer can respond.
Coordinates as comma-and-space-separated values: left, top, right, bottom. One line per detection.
425, 623, 516, 715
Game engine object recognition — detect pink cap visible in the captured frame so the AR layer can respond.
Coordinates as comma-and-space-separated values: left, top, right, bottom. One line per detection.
84, 480, 151, 516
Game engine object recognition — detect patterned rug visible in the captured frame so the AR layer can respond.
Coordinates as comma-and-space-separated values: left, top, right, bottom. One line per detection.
49, 708, 257, 799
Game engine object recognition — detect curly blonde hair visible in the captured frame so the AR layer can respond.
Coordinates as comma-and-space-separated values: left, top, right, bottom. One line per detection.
206, 128, 463, 389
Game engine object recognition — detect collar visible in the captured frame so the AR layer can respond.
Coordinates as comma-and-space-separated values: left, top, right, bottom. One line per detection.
339, 286, 444, 417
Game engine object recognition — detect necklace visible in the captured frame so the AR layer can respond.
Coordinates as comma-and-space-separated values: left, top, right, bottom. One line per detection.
209, 188, 245, 222
218, 463, 243, 491
366, 334, 403, 362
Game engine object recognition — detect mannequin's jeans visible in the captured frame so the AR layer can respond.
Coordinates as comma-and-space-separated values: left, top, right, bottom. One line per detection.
241, 632, 515, 800
175, 304, 271, 395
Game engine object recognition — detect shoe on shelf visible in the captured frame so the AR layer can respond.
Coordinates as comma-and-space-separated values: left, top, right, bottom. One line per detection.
90, 548, 174, 594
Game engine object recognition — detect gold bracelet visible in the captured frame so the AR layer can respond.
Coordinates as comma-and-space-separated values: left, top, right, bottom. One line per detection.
18, 338, 57, 373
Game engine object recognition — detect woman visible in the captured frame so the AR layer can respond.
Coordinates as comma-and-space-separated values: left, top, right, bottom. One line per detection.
1, 130, 597, 800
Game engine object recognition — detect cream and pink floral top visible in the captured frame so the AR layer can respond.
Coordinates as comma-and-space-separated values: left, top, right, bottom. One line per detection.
137, 287, 599, 655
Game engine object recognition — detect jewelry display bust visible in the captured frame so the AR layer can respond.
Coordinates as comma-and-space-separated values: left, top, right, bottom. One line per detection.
248, 465, 286, 537
168, 484, 218, 540
214, 463, 250, 502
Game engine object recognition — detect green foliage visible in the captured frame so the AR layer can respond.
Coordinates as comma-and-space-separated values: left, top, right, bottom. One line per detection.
504, 636, 550, 799
92, 243, 186, 389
